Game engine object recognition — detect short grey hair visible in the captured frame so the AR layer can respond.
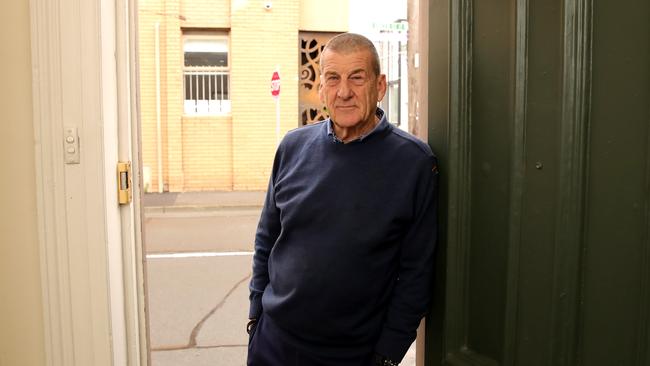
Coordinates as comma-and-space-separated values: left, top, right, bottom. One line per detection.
320, 33, 381, 76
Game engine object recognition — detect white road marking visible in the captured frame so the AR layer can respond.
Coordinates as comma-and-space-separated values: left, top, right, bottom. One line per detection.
147, 251, 254, 259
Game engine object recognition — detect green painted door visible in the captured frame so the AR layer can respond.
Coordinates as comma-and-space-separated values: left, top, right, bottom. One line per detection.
425, 1, 650, 365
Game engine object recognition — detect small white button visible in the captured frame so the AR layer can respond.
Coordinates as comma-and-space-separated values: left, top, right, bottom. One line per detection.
66, 136, 75, 143
67, 147, 76, 154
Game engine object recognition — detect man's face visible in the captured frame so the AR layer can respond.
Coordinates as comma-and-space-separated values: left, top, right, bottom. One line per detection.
318, 49, 387, 129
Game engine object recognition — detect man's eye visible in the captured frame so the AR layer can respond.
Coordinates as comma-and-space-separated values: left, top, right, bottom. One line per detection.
350, 76, 365, 85
325, 76, 339, 85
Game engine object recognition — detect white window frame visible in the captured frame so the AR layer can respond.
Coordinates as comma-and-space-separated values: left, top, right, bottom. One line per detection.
182, 32, 231, 116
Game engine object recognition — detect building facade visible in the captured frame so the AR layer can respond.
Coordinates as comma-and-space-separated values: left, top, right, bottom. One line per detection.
138, 0, 348, 192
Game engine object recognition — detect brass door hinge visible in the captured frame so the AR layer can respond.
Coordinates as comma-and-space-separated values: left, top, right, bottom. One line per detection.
117, 161, 132, 204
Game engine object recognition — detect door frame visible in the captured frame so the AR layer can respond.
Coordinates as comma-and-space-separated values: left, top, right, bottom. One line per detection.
30, 0, 147, 364
30, 0, 439, 364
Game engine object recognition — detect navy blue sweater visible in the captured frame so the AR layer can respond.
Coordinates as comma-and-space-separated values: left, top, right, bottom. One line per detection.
249, 112, 438, 362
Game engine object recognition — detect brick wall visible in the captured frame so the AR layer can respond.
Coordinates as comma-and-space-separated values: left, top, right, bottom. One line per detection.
230, 0, 300, 190
138, 0, 347, 192
181, 0, 229, 28
138, 0, 166, 192
182, 116, 233, 190
164, 0, 184, 192
300, 0, 348, 32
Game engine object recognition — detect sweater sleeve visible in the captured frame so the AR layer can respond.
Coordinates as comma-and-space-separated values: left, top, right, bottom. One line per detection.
248, 147, 283, 320
374, 155, 439, 362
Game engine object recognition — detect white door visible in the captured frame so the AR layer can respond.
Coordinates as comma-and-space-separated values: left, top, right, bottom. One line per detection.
30, 0, 148, 364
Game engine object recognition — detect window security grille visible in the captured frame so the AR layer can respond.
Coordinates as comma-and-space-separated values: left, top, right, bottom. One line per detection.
183, 35, 230, 115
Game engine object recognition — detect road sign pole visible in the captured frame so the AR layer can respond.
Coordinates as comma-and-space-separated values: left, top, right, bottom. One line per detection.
271, 70, 281, 145
275, 97, 280, 145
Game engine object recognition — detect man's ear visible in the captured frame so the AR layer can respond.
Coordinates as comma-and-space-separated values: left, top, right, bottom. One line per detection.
318, 80, 325, 104
377, 74, 387, 102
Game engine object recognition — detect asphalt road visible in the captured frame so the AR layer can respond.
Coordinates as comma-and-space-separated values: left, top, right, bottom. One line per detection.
144, 207, 260, 365
144, 208, 262, 254
144, 207, 416, 365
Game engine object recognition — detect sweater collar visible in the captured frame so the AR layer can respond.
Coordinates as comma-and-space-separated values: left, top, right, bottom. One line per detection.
326, 108, 389, 144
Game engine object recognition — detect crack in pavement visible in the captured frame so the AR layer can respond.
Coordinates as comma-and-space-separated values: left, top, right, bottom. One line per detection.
150, 272, 252, 352
188, 272, 252, 347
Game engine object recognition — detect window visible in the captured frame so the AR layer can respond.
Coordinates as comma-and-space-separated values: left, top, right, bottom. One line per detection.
378, 36, 406, 127
183, 32, 230, 115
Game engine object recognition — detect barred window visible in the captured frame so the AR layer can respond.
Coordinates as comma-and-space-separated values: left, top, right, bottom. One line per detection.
183, 32, 230, 115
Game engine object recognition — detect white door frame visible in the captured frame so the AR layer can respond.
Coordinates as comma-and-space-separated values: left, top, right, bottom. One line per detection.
30, 0, 146, 364
30, 0, 433, 364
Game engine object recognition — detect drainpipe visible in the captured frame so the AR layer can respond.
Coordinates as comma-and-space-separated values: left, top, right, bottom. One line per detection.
155, 22, 163, 193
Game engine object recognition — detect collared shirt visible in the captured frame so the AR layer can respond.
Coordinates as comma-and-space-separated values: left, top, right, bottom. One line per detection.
326, 108, 389, 143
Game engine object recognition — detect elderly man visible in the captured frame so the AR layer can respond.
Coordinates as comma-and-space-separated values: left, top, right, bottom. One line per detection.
247, 33, 438, 366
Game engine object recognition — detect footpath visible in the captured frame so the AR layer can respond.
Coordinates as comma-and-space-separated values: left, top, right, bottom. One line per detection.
143, 191, 266, 214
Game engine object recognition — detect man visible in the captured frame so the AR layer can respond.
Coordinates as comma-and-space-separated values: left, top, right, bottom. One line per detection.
247, 33, 438, 366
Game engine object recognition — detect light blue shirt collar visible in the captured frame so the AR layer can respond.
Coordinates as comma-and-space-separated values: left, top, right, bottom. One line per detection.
326, 108, 388, 143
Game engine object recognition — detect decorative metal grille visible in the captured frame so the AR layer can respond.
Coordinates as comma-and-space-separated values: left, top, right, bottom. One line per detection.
299, 32, 339, 126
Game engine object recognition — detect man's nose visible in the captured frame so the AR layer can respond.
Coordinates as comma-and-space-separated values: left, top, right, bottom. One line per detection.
337, 79, 353, 99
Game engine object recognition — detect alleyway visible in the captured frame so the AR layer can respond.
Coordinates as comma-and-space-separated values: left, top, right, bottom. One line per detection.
143, 192, 415, 365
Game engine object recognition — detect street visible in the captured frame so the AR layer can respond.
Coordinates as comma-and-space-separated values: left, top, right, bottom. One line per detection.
145, 204, 260, 366
143, 193, 416, 365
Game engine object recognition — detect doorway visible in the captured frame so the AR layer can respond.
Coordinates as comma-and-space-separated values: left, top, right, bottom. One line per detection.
132, 0, 430, 365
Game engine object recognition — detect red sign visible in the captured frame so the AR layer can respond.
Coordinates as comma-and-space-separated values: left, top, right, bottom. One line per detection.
271, 71, 281, 98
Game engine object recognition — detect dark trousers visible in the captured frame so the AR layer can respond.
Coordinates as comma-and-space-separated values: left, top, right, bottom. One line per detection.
247, 314, 374, 366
